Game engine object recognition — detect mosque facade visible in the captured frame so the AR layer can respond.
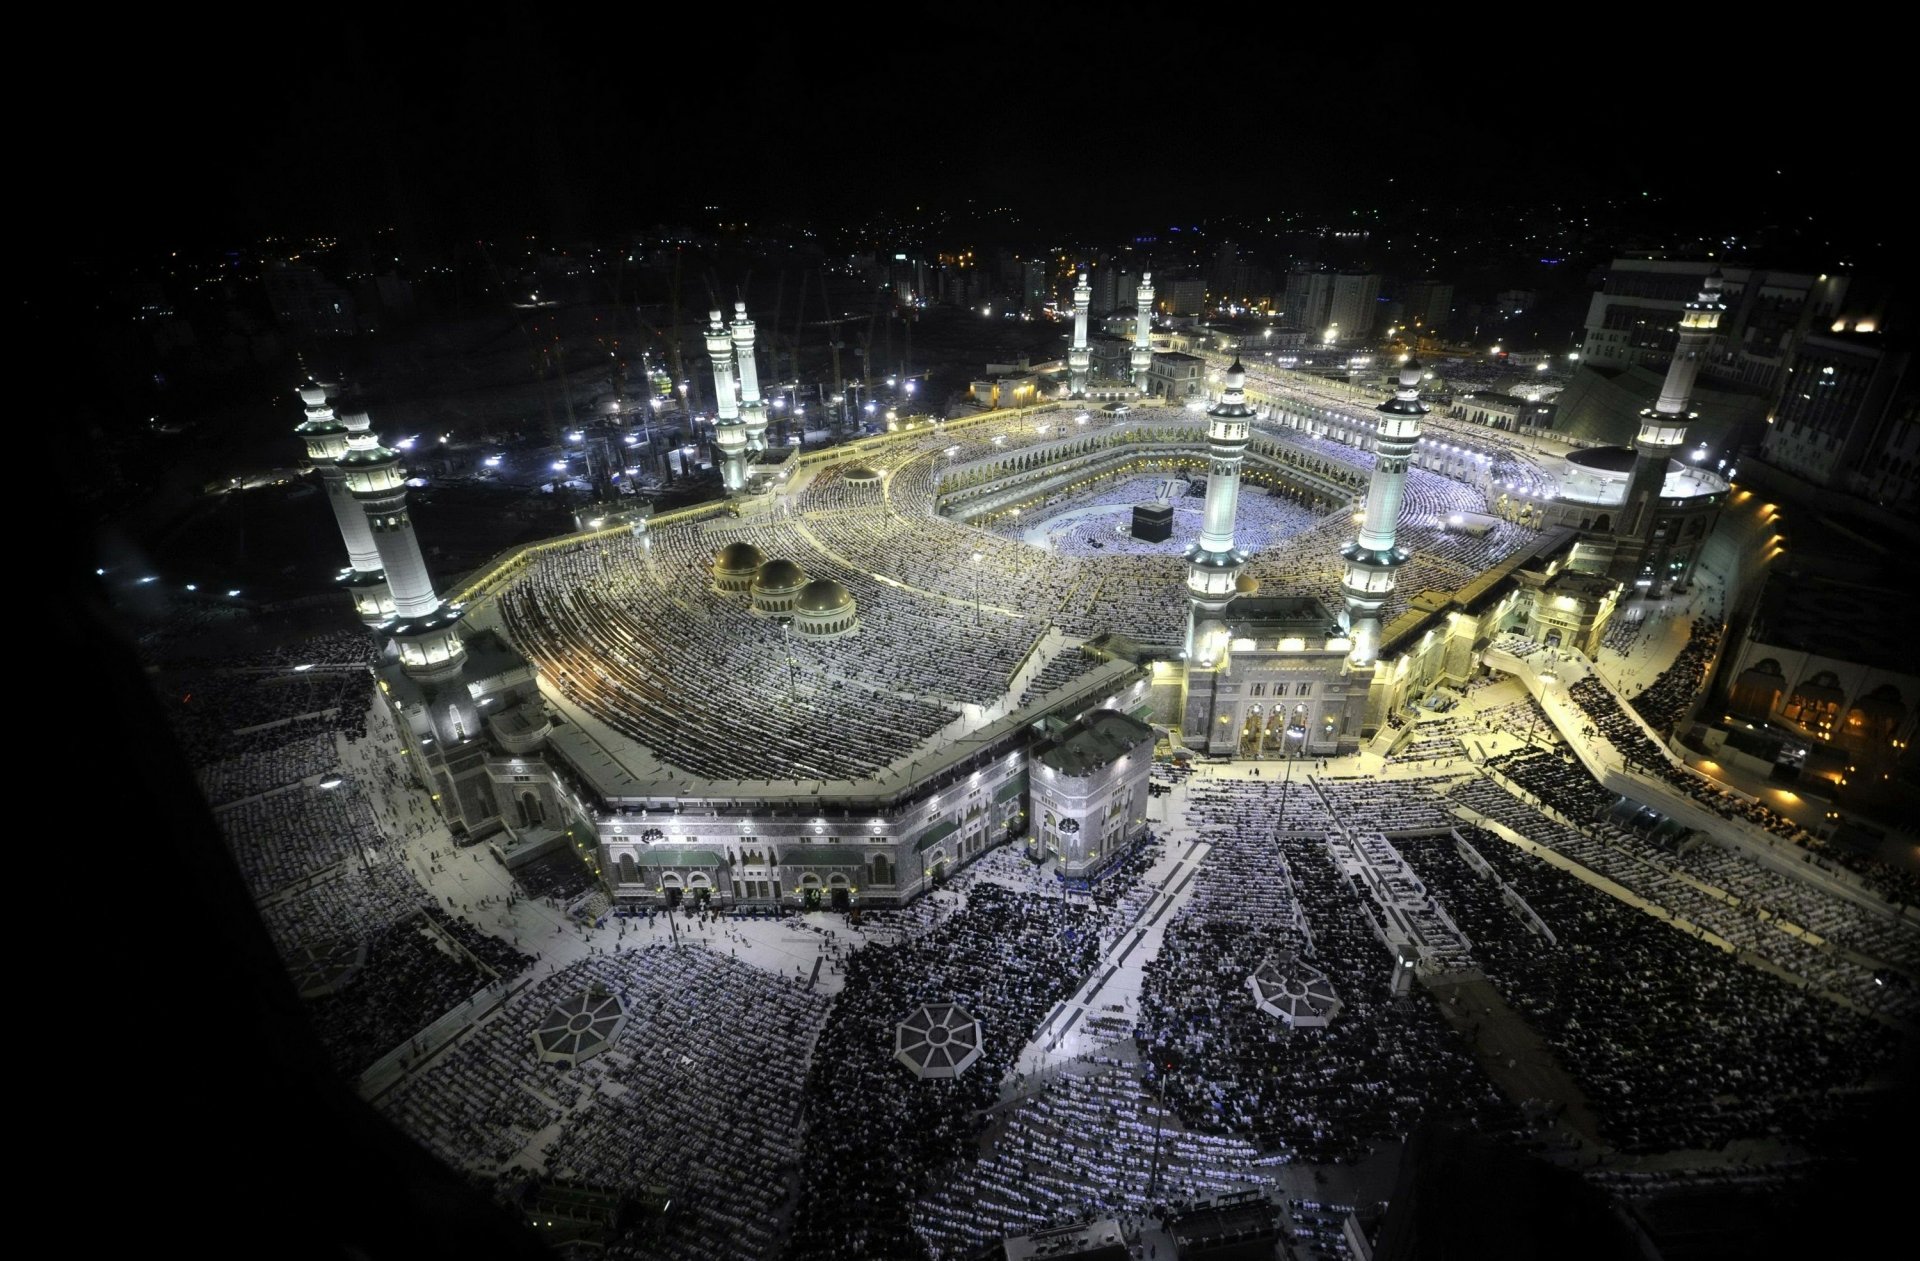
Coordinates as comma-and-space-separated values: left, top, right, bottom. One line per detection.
291, 289, 1736, 910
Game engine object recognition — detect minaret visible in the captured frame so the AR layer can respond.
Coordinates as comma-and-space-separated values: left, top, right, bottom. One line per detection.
706, 309, 748, 491
1341, 359, 1427, 667
1612, 272, 1725, 585
731, 301, 769, 452
294, 383, 392, 627
1131, 272, 1155, 389
337, 420, 465, 682
1068, 270, 1092, 398
1184, 358, 1255, 655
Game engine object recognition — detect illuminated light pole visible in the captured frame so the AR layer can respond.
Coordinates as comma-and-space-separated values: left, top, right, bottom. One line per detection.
777, 617, 798, 700
971, 551, 983, 625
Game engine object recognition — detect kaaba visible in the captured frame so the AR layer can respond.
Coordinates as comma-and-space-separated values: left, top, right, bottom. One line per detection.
1131, 500, 1174, 542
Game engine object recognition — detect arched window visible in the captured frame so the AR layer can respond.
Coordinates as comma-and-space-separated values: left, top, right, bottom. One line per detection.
617, 854, 638, 884
1841, 683, 1905, 751
1729, 658, 1784, 718
1785, 670, 1846, 736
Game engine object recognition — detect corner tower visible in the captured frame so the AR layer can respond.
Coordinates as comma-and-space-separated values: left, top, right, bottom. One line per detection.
337, 422, 466, 683
294, 383, 393, 627
1185, 358, 1255, 657
1611, 272, 1725, 586
706, 309, 748, 491
1131, 272, 1155, 388
731, 301, 769, 453
1341, 359, 1427, 669
1068, 270, 1092, 397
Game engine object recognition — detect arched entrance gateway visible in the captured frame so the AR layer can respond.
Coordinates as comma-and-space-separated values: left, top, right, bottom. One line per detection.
689, 872, 712, 907
661, 872, 683, 908
829, 873, 851, 912
799, 872, 823, 911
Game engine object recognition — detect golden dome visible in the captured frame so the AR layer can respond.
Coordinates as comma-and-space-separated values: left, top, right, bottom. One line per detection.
1234, 574, 1261, 595
795, 579, 854, 614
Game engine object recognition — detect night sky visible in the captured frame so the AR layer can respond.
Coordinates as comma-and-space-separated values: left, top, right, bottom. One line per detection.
83, 17, 1903, 262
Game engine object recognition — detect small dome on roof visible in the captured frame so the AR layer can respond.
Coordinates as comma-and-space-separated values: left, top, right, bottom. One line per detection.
714, 541, 765, 574
1234, 574, 1260, 595
754, 558, 808, 591
795, 579, 854, 614
844, 464, 883, 483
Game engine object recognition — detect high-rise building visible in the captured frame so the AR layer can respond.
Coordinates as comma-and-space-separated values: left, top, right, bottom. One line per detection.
1089, 265, 1119, 317
1283, 272, 1335, 333
1580, 259, 1851, 394
1761, 331, 1914, 506
1163, 277, 1206, 317
1329, 274, 1383, 341
1400, 281, 1454, 334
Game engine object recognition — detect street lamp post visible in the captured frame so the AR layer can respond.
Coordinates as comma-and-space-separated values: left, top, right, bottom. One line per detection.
971, 551, 983, 625
1279, 713, 1308, 819
778, 618, 798, 699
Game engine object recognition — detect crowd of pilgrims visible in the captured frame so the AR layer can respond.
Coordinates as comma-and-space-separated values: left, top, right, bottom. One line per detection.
496, 401, 1539, 785
379, 947, 830, 1261
1464, 750, 1919, 1020
1015, 647, 1105, 709
216, 778, 385, 898
913, 1060, 1281, 1255
1629, 617, 1723, 736
783, 881, 1112, 1260
1135, 778, 1523, 1165
291, 903, 530, 1077
137, 625, 554, 1079
1416, 821, 1901, 1155
996, 471, 1324, 558
1570, 676, 1802, 835
1564, 674, 1920, 905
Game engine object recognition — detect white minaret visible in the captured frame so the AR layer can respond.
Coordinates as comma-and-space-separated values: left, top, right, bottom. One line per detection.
1131, 272, 1155, 389
706, 309, 748, 491
1068, 270, 1092, 398
1613, 272, 1726, 583
337, 420, 466, 682
731, 301, 769, 452
1185, 358, 1255, 656
1341, 359, 1427, 667
294, 383, 392, 627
